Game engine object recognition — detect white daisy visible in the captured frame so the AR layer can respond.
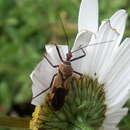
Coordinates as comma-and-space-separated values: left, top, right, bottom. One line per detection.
30, 0, 130, 129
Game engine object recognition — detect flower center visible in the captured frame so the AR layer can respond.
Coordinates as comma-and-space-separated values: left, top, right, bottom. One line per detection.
30, 76, 106, 130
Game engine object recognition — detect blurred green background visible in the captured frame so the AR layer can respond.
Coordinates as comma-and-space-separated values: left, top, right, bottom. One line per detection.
0, 0, 130, 129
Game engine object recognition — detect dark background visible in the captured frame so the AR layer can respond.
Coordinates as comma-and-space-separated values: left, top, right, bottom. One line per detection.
0, 0, 130, 129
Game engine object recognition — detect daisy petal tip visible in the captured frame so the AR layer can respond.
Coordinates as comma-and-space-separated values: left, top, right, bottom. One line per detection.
107, 20, 121, 35
117, 9, 127, 15
78, 0, 98, 33
109, 9, 128, 35
119, 9, 128, 20
99, 19, 120, 36
111, 9, 128, 20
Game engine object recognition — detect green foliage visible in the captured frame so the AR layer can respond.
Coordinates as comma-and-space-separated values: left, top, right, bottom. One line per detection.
0, 0, 79, 113
0, 0, 130, 129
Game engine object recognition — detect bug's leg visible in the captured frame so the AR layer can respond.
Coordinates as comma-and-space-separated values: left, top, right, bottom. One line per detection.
55, 45, 64, 62
44, 55, 59, 68
32, 73, 57, 99
70, 48, 86, 62
73, 70, 83, 77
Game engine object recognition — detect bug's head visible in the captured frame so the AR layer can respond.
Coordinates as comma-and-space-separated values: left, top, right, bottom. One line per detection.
66, 49, 72, 61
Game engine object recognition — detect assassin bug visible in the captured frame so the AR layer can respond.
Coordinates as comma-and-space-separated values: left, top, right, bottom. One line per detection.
33, 45, 86, 110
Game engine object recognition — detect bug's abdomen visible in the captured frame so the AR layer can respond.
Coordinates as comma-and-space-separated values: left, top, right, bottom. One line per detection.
51, 88, 68, 111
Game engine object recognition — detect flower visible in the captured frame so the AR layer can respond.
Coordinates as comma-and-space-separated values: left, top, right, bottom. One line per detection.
30, 0, 130, 130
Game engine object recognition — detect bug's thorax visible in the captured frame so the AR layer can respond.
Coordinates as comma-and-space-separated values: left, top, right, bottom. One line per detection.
58, 63, 73, 78
57, 50, 73, 78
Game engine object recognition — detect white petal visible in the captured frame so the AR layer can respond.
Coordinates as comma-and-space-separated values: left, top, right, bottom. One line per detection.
78, 0, 98, 33
102, 39, 130, 95
101, 38, 130, 108
95, 10, 127, 81
72, 30, 94, 51
101, 38, 130, 82
107, 89, 130, 109
86, 20, 119, 77
109, 9, 128, 58
101, 108, 128, 130
45, 45, 68, 64
110, 10, 127, 40
105, 108, 128, 123
110, 10, 127, 33
31, 84, 49, 106
72, 30, 96, 74
30, 59, 57, 88
106, 67, 130, 102
71, 48, 87, 73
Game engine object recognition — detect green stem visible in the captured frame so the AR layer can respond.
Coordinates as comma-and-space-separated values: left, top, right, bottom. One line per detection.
0, 116, 30, 129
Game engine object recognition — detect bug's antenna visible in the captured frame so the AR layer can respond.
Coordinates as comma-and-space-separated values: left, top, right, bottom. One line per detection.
72, 40, 115, 53
58, 14, 70, 49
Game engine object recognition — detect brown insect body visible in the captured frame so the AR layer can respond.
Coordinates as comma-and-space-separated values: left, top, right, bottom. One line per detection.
49, 52, 74, 110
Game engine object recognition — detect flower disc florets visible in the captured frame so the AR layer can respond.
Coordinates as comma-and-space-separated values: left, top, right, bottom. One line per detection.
30, 76, 106, 130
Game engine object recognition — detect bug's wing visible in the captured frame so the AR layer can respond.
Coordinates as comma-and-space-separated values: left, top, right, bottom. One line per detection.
72, 30, 95, 51
31, 45, 68, 106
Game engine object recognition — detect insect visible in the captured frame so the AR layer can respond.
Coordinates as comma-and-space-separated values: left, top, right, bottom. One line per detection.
33, 44, 86, 110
